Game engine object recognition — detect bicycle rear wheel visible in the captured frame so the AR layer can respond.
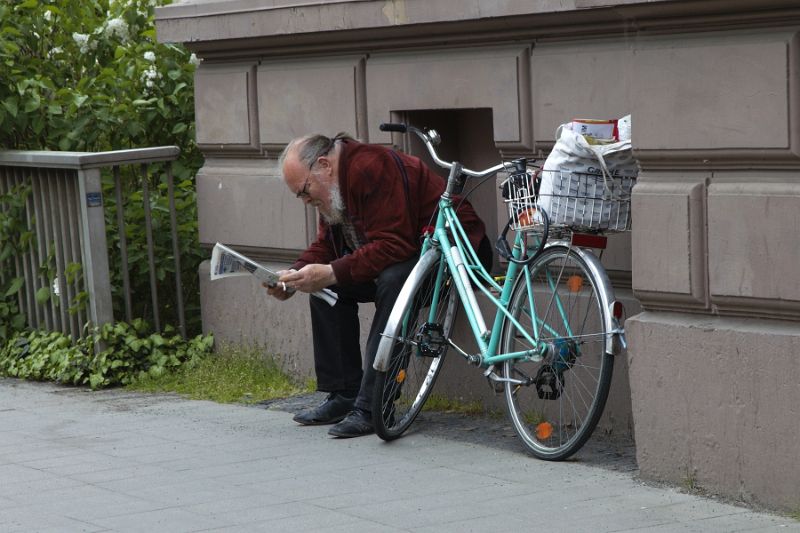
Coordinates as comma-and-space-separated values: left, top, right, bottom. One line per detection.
501, 244, 614, 460
372, 257, 457, 441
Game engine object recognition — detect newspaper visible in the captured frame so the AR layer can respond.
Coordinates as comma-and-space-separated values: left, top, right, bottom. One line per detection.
210, 243, 338, 307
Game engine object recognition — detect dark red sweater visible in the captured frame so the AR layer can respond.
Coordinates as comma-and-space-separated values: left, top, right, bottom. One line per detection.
292, 140, 487, 286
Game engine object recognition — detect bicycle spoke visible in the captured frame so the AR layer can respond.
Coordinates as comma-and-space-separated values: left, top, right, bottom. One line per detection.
501, 245, 614, 460
373, 256, 458, 441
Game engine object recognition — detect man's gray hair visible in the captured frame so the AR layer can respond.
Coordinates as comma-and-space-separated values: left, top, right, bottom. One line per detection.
278, 132, 355, 175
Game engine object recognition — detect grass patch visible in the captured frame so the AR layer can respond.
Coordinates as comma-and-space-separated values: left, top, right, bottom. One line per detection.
128, 344, 309, 404
422, 394, 486, 415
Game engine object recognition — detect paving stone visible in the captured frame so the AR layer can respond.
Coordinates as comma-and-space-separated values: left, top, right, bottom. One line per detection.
1, 379, 798, 533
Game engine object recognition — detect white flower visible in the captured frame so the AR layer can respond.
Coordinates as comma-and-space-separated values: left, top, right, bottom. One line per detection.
140, 65, 162, 89
72, 32, 91, 54
104, 17, 129, 42
188, 53, 201, 66
47, 46, 62, 58
44, 10, 52, 21
143, 51, 156, 62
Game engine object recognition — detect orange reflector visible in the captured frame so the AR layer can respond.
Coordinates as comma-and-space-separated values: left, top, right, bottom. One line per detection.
518, 208, 537, 227
567, 275, 583, 293
396, 369, 406, 384
536, 421, 554, 440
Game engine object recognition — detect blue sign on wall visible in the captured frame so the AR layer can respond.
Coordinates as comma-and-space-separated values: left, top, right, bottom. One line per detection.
86, 192, 102, 207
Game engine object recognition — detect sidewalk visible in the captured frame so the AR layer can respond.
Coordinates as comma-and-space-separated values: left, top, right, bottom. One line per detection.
0, 379, 796, 532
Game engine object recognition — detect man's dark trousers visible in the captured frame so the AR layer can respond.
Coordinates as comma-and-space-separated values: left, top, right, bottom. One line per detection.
309, 257, 418, 413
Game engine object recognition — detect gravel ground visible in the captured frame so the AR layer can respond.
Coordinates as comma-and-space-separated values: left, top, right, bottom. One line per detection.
258, 392, 638, 473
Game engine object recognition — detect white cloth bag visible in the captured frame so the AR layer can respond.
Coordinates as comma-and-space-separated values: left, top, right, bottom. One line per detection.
539, 123, 638, 230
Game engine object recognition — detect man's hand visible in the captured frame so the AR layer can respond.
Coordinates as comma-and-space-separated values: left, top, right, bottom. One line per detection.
263, 269, 295, 301
280, 264, 336, 293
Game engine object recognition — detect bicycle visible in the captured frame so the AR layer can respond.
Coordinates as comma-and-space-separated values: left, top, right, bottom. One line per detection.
371, 122, 630, 460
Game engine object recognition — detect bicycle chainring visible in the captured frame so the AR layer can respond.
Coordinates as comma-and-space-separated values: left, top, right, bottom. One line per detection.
416, 323, 446, 358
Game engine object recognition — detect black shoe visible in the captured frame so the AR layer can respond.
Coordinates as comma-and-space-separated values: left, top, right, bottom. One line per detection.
328, 407, 374, 438
293, 393, 355, 426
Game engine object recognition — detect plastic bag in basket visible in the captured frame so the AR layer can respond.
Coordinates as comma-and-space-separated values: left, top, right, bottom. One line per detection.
539, 117, 638, 231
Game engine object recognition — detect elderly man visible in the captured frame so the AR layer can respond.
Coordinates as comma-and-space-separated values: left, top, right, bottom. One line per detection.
266, 132, 491, 438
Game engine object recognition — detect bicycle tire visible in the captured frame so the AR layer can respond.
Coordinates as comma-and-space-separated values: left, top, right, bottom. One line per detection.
372, 257, 458, 441
500, 244, 614, 460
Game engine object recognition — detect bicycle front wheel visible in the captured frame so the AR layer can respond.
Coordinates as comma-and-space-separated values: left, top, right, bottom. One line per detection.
372, 257, 457, 441
501, 244, 614, 460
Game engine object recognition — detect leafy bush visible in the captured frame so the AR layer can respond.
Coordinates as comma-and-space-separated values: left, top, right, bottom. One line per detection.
1, 0, 205, 335
1, 0, 199, 154
0, 319, 213, 389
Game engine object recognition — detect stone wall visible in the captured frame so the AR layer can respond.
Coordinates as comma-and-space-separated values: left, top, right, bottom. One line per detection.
157, 0, 800, 510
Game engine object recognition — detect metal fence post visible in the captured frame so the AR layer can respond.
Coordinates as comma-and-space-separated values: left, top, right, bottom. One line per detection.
76, 167, 114, 328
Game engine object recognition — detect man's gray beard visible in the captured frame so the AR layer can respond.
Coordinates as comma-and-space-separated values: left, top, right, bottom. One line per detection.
321, 182, 346, 225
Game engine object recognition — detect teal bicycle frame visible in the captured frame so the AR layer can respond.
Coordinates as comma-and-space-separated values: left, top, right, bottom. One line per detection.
420, 193, 545, 368
373, 127, 624, 376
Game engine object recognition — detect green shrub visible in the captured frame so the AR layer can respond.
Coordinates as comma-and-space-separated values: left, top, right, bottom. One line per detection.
1, 0, 205, 336
0, 319, 213, 389
1, 0, 199, 155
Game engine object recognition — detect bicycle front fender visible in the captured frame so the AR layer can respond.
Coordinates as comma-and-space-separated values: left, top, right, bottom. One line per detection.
373, 249, 441, 372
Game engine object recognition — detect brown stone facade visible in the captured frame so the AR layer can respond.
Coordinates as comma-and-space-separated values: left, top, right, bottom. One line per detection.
156, 0, 800, 510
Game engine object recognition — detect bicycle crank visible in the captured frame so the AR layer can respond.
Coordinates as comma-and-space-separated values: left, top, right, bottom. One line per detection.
415, 322, 446, 357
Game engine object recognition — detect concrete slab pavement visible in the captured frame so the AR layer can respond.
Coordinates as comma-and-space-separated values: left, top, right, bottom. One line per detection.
0, 378, 797, 532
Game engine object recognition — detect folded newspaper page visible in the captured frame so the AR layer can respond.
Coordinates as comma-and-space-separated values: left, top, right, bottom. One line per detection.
210, 243, 337, 307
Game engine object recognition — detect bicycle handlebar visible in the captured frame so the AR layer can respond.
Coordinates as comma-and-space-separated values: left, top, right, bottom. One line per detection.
378, 122, 407, 133
379, 122, 507, 179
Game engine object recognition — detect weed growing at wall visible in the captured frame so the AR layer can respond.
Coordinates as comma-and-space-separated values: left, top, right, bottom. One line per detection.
129, 343, 309, 403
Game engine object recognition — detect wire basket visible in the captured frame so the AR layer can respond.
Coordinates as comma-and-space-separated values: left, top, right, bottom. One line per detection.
505, 170, 635, 233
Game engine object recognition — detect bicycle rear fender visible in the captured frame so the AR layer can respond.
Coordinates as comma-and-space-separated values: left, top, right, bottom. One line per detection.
551, 243, 623, 355
373, 248, 441, 372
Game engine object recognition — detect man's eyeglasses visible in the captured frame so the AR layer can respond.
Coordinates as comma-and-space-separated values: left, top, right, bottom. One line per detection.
295, 137, 337, 200
296, 172, 313, 199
